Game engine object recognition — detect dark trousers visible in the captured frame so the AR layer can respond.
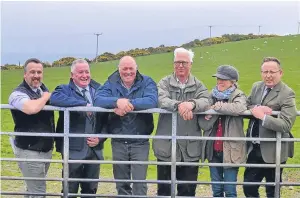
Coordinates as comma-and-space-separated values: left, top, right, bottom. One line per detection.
157, 159, 199, 196
112, 140, 150, 196
62, 149, 100, 198
243, 145, 285, 198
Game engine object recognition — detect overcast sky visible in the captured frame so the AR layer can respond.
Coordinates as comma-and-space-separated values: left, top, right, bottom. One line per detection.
1, 1, 300, 64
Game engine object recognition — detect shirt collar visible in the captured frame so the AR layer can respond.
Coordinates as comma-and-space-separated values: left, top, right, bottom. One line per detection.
121, 80, 132, 90
264, 86, 273, 91
75, 84, 90, 93
176, 77, 188, 84
29, 86, 41, 93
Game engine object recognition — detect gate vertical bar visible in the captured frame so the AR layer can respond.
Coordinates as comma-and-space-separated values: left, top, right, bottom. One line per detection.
274, 131, 282, 198
63, 110, 70, 197
171, 113, 177, 198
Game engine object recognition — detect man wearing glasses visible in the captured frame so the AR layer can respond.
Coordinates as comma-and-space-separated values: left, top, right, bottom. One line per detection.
153, 47, 210, 196
243, 57, 297, 197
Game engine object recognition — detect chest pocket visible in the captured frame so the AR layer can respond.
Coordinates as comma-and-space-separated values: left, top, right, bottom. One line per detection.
130, 87, 143, 99
185, 88, 197, 100
169, 88, 181, 100
265, 99, 281, 111
267, 103, 281, 111
169, 86, 197, 101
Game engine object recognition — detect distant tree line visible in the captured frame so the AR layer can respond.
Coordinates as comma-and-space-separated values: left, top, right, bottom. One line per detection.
1, 61, 53, 70
1, 33, 278, 70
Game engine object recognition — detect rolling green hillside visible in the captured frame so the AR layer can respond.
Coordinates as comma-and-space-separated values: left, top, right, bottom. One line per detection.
1, 35, 300, 197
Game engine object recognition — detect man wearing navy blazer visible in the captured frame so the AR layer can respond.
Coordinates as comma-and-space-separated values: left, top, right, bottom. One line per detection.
243, 57, 297, 198
50, 59, 107, 197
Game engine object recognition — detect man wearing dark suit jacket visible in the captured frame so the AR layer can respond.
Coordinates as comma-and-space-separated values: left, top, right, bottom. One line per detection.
50, 59, 107, 197
243, 57, 297, 198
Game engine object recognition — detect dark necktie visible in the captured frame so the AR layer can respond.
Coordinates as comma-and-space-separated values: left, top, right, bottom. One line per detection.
81, 89, 91, 104
36, 89, 41, 98
81, 89, 95, 124
261, 87, 272, 104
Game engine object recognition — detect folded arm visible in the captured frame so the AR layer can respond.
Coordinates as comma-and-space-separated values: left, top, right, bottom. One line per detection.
213, 93, 247, 116
130, 78, 158, 110
263, 91, 297, 133
50, 85, 87, 107
94, 81, 119, 109
9, 91, 51, 115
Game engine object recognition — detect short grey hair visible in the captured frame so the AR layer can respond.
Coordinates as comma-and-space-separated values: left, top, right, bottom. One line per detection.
174, 47, 194, 62
24, 58, 43, 72
71, 59, 90, 72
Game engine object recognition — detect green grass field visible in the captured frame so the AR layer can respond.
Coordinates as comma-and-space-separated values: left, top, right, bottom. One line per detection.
1, 35, 300, 197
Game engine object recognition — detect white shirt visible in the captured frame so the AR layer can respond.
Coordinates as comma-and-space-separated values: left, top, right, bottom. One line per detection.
176, 77, 188, 89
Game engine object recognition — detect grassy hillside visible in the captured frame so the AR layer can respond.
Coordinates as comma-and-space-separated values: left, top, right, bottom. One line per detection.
1, 35, 300, 197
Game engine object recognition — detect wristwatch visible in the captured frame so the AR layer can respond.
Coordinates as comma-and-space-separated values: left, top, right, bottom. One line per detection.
174, 102, 181, 111
188, 100, 196, 110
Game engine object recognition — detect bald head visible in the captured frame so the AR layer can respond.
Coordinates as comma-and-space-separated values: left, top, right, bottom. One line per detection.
118, 56, 137, 88
118, 56, 137, 69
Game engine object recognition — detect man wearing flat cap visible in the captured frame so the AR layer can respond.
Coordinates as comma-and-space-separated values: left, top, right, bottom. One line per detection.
243, 57, 297, 198
199, 65, 247, 197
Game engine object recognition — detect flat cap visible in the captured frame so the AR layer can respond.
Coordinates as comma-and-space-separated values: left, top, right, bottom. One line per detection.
212, 65, 239, 81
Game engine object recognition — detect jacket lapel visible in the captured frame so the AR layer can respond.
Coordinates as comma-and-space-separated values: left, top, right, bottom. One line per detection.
262, 82, 281, 105
69, 79, 84, 98
89, 86, 95, 102
255, 83, 264, 105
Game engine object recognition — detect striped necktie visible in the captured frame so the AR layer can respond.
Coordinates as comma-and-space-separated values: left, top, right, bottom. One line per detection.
81, 89, 95, 124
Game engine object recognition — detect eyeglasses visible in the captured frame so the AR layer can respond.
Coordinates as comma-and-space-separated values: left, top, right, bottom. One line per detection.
174, 61, 190, 68
261, 70, 281, 76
